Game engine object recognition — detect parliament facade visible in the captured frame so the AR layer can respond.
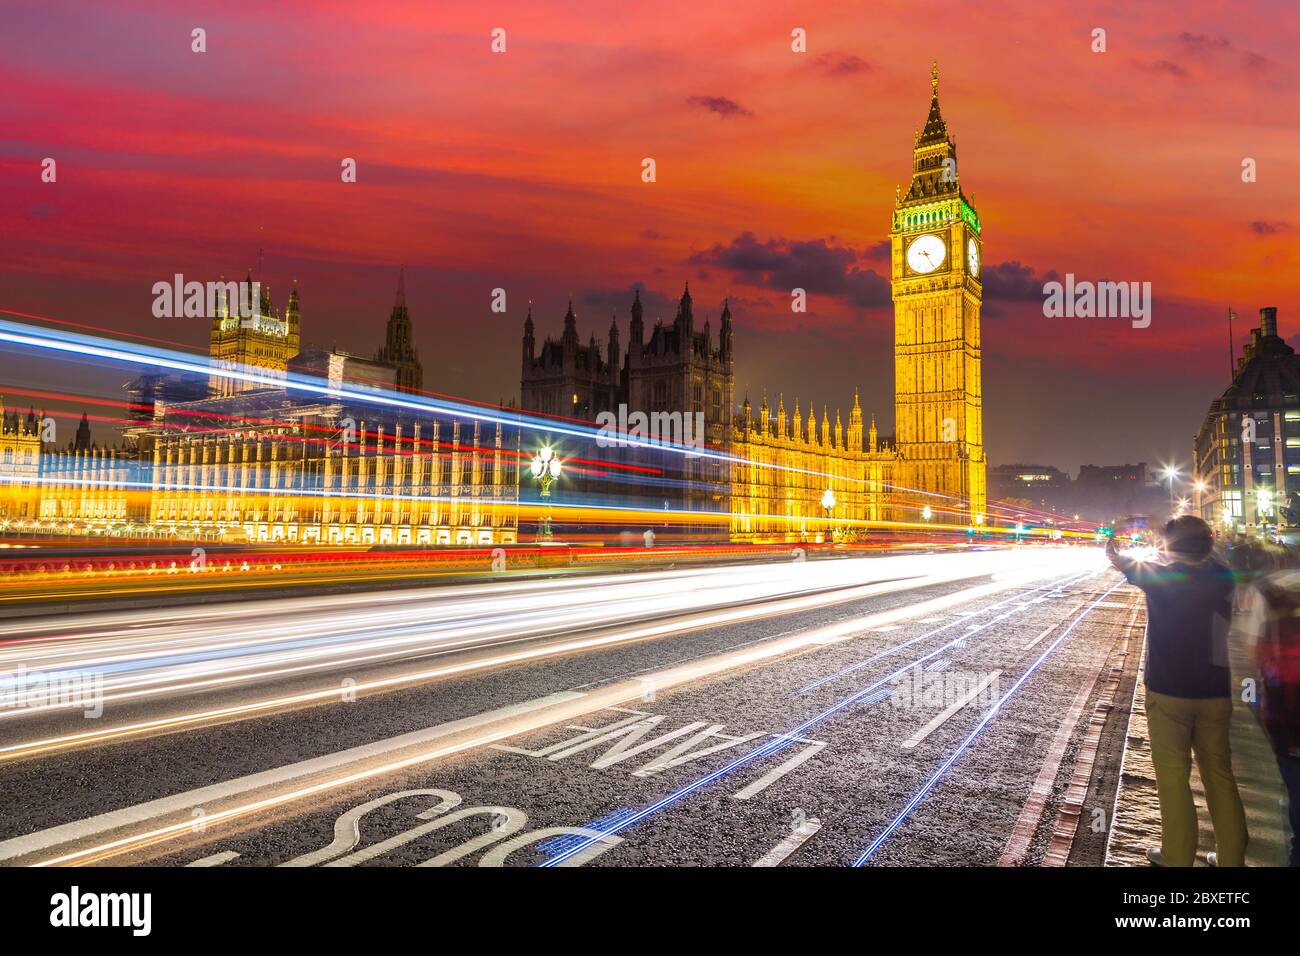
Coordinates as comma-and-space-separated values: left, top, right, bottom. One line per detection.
1, 274, 520, 546
520, 64, 985, 541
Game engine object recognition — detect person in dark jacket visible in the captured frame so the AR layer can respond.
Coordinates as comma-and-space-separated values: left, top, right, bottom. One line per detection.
1107, 515, 1247, 866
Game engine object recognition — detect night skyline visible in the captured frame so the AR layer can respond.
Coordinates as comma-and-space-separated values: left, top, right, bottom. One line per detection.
3, 0, 1298, 475
5, 1, 1300, 916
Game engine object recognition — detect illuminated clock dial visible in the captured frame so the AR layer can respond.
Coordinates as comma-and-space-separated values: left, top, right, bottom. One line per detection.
906, 234, 946, 274
967, 237, 980, 277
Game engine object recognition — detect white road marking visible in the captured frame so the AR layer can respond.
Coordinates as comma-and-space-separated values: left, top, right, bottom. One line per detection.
1023, 622, 1059, 650
752, 819, 822, 866
732, 737, 827, 800
900, 670, 1003, 750
0, 691, 583, 864
185, 850, 240, 867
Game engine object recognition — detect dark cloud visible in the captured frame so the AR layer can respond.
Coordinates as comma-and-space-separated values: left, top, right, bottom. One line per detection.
1250, 220, 1292, 236
579, 282, 675, 321
981, 260, 1058, 301
861, 240, 890, 264
688, 232, 888, 308
1174, 32, 1274, 77
687, 95, 754, 119
1178, 32, 1231, 58
811, 52, 871, 77
845, 269, 890, 308
1243, 50, 1274, 73
689, 232, 853, 295
1136, 59, 1191, 79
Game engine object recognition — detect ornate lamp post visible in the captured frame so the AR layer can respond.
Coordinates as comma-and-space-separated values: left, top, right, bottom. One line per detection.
821, 488, 836, 542
529, 446, 562, 541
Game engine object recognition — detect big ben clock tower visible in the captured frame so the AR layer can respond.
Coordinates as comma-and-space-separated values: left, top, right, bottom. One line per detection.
891, 63, 986, 521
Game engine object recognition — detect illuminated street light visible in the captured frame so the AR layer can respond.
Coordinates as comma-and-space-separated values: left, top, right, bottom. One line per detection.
921, 505, 933, 521
1162, 465, 1180, 514
529, 446, 563, 540
975, 513, 985, 526
821, 488, 836, 542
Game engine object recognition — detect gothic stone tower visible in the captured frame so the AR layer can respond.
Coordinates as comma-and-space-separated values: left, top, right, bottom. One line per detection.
376, 268, 424, 393
209, 272, 301, 398
890, 63, 986, 520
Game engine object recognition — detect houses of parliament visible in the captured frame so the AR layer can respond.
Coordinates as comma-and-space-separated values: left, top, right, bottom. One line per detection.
521, 64, 986, 539
2, 65, 985, 546
1, 272, 521, 547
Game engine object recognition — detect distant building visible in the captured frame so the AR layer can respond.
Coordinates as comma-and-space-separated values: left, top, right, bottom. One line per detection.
1070, 462, 1164, 523
1193, 307, 1300, 535
988, 464, 1070, 513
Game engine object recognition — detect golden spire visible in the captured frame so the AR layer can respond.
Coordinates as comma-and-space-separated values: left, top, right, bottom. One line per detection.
931, 61, 939, 95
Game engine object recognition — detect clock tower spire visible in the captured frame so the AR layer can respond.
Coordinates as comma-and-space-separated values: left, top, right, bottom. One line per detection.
890, 63, 986, 521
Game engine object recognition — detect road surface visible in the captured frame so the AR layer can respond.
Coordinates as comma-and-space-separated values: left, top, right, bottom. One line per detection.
0, 546, 1142, 867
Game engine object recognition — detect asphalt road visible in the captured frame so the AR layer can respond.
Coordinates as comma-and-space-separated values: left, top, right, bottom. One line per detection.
0, 546, 1141, 867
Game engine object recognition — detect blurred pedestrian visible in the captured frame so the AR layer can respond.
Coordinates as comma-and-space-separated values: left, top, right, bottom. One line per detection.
1246, 571, 1300, 866
1107, 515, 1248, 867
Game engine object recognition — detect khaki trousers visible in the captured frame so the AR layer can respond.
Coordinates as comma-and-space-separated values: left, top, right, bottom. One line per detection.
1146, 690, 1248, 866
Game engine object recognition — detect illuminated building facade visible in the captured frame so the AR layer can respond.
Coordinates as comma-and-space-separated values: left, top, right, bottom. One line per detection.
520, 286, 733, 520
730, 392, 896, 543
208, 274, 302, 398
890, 63, 986, 520
145, 393, 517, 546
0, 403, 43, 521
0, 273, 517, 545
1194, 307, 1300, 535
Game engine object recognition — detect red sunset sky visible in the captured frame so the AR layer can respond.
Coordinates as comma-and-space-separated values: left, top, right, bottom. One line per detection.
1, 0, 1297, 472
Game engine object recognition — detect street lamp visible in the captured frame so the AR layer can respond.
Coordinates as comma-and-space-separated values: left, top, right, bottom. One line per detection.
975, 512, 985, 526
1162, 465, 1179, 514
529, 446, 562, 540
921, 505, 933, 521
821, 488, 836, 542
1257, 487, 1274, 527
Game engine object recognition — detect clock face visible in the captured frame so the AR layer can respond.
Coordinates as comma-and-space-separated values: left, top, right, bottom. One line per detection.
967, 237, 980, 277
906, 234, 946, 274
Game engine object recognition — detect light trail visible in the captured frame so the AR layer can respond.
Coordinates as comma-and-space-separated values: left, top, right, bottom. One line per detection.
1, 314, 1064, 524
851, 580, 1128, 865
539, 551, 1106, 865
0, 552, 1046, 759
13, 555, 1085, 866
794, 568, 1095, 694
